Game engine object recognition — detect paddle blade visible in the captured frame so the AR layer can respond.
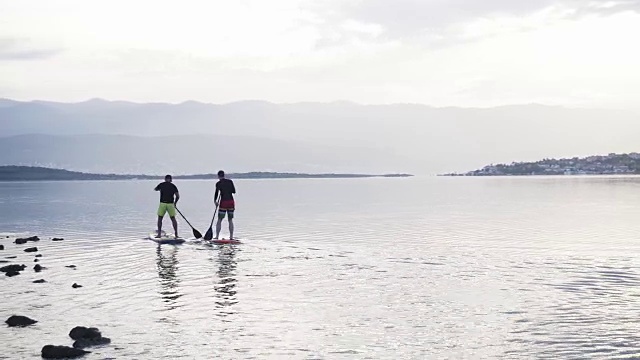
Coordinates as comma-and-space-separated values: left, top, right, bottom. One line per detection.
193, 228, 203, 239
203, 227, 214, 241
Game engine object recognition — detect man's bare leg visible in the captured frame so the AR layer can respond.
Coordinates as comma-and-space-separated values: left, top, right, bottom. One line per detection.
170, 216, 178, 238
156, 216, 163, 238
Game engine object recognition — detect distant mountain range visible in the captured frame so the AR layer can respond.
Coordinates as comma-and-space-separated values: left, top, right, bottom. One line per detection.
0, 166, 412, 181
0, 133, 404, 174
1, 98, 639, 174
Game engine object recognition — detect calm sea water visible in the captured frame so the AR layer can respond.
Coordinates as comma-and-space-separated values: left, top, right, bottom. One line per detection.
2, 176, 640, 359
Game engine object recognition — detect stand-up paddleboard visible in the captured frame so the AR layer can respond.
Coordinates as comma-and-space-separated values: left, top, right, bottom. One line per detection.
209, 238, 241, 245
147, 232, 186, 245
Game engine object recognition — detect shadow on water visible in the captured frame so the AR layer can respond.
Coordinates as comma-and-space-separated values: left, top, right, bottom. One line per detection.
155, 244, 183, 311
212, 245, 239, 319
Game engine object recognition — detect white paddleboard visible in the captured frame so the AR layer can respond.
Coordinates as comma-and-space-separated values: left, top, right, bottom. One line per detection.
147, 232, 186, 244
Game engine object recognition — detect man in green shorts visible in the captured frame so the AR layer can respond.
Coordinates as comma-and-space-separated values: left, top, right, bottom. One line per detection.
154, 175, 180, 238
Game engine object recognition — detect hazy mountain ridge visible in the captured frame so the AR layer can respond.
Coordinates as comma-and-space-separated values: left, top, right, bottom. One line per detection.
0, 134, 407, 175
1, 98, 639, 174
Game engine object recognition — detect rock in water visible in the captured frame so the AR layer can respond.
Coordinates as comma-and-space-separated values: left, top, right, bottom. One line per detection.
66, 265, 77, 269
73, 337, 111, 349
15, 236, 40, 244
52, 238, 64, 241
0, 264, 26, 273
5, 315, 37, 327
5, 270, 21, 277
34, 259, 39, 263
69, 326, 102, 340
72, 283, 83, 288
24, 247, 38, 253
69, 326, 110, 349
41, 345, 90, 359
0, 245, 4, 250
35, 254, 42, 258
33, 279, 46, 283
34, 264, 43, 272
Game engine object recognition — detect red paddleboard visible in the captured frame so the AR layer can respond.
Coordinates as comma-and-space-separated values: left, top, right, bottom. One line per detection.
210, 238, 241, 245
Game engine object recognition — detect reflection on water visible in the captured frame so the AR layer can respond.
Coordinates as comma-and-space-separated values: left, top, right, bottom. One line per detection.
3, 177, 640, 359
156, 244, 183, 310
212, 245, 238, 317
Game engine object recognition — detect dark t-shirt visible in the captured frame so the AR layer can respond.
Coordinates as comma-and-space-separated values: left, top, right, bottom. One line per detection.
155, 182, 179, 203
215, 178, 236, 201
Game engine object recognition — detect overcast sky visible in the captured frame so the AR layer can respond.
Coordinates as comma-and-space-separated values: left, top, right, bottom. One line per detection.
1, 0, 640, 108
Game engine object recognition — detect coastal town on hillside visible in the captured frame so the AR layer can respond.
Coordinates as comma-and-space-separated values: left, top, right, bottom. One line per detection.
443, 153, 640, 176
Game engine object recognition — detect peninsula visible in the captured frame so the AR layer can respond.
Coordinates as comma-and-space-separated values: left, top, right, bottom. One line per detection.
442, 153, 640, 176
0, 166, 413, 181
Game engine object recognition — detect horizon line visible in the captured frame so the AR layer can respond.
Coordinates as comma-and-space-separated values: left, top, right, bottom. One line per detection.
0, 96, 627, 112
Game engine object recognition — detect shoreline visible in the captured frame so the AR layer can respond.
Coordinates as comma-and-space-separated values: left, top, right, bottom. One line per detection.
0, 166, 413, 182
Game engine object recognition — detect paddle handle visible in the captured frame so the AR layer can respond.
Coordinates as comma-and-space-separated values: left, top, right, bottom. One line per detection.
209, 194, 221, 227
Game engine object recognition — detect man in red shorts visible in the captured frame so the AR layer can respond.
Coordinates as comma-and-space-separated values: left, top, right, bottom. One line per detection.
214, 170, 236, 240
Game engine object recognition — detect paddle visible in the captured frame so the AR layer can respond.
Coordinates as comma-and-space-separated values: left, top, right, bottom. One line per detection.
204, 195, 221, 241
175, 206, 203, 239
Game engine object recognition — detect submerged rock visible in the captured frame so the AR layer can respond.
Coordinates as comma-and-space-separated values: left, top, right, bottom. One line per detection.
5, 256, 17, 259
24, 247, 38, 253
72, 283, 83, 288
5, 315, 37, 327
52, 238, 64, 241
41, 345, 90, 359
33, 279, 46, 283
69, 326, 110, 349
35, 254, 42, 258
73, 337, 111, 349
34, 259, 39, 263
66, 265, 77, 269
0, 264, 26, 273
15, 236, 40, 244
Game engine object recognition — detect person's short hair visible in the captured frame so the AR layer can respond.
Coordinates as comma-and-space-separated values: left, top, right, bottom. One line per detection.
217, 170, 225, 177
165, 174, 172, 181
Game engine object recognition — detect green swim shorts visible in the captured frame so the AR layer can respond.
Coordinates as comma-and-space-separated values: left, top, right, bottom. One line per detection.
157, 203, 176, 217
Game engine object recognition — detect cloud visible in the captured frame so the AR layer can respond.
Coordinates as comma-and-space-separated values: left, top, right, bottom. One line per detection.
310, 0, 640, 43
0, 38, 62, 61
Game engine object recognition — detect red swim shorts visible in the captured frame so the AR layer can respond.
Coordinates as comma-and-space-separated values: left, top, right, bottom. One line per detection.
219, 200, 235, 211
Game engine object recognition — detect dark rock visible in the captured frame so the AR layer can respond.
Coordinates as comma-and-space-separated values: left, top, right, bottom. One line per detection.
24, 247, 38, 253
0, 260, 8, 263
69, 326, 102, 340
66, 265, 77, 269
41, 345, 90, 359
34, 259, 39, 263
5, 256, 17, 259
34, 264, 43, 272
1, 264, 26, 273
69, 326, 110, 349
5, 271, 21, 277
33, 279, 46, 283
15, 236, 39, 244
5, 315, 37, 327
73, 337, 111, 349
0, 245, 4, 250
52, 238, 64, 241
35, 254, 42, 258
72, 283, 83, 288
